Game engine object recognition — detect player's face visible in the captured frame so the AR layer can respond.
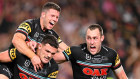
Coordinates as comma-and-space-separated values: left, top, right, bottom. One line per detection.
86, 28, 104, 55
42, 9, 60, 30
39, 44, 57, 64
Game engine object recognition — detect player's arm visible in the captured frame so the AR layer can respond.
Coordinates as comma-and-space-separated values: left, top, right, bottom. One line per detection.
12, 33, 36, 59
58, 42, 69, 51
54, 46, 72, 64
113, 65, 128, 79
0, 50, 12, 62
53, 51, 67, 64
12, 32, 42, 72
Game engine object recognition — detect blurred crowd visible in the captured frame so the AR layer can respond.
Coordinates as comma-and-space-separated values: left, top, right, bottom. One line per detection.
0, 0, 140, 79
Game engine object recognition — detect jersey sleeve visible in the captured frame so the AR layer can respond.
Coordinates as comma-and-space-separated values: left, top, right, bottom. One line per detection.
8, 44, 17, 61
62, 47, 73, 61
111, 52, 121, 70
16, 21, 32, 38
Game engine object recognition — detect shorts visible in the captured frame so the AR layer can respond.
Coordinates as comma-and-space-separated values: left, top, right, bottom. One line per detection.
0, 63, 13, 79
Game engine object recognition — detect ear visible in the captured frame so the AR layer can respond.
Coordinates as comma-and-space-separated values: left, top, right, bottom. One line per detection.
38, 44, 42, 49
41, 12, 45, 17
101, 35, 104, 42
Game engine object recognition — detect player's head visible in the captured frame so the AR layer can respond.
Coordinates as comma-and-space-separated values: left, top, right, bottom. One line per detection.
86, 24, 104, 55
40, 2, 61, 30
37, 34, 59, 64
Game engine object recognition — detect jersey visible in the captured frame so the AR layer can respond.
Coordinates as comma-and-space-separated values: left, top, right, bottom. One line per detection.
8, 45, 58, 79
16, 18, 62, 43
3, 18, 61, 79
0, 62, 14, 79
62, 43, 121, 79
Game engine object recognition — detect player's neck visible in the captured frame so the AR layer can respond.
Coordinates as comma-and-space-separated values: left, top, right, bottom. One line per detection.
40, 18, 47, 32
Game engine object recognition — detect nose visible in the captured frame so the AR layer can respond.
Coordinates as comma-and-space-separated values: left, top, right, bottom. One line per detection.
90, 39, 95, 44
47, 53, 52, 58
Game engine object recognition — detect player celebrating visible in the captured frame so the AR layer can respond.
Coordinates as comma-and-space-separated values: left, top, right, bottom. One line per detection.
54, 24, 128, 79
1, 2, 68, 72
0, 34, 59, 79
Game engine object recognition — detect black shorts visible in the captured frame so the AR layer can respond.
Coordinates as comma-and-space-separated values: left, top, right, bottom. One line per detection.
0, 63, 13, 79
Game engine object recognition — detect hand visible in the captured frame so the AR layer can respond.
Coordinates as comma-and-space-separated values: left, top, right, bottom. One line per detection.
31, 55, 43, 72
27, 41, 38, 52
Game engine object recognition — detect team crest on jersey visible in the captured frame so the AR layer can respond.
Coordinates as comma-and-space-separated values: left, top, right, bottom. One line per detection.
18, 22, 31, 33
48, 71, 58, 78
9, 48, 16, 60
115, 54, 120, 66
65, 47, 71, 55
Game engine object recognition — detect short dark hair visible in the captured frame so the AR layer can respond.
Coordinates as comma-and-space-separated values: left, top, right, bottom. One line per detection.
41, 34, 59, 49
88, 24, 104, 36
42, 2, 61, 12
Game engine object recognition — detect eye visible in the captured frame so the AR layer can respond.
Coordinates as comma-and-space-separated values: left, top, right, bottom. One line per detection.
51, 53, 56, 55
45, 50, 50, 53
93, 37, 96, 39
52, 15, 55, 17
87, 37, 91, 40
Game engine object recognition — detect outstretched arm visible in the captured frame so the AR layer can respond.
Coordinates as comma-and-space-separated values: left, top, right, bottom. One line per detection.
113, 66, 128, 79
53, 51, 67, 64
53, 41, 68, 63
58, 42, 69, 52
0, 50, 12, 62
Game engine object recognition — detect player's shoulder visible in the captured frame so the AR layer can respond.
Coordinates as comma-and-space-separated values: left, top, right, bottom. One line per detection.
70, 43, 86, 52
47, 29, 59, 38
24, 18, 38, 22
101, 45, 117, 55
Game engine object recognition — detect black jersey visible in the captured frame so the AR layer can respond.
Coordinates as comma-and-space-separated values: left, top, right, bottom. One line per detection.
62, 43, 121, 79
8, 46, 58, 79
16, 18, 62, 43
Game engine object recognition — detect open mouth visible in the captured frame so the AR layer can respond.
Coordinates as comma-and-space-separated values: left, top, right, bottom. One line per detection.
49, 21, 55, 26
90, 46, 96, 48
90, 46, 96, 50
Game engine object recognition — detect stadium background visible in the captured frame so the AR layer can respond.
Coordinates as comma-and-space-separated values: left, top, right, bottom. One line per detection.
0, 0, 140, 79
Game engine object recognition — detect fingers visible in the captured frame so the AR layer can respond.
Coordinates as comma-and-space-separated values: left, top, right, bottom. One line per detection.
26, 41, 37, 52
34, 65, 37, 72
31, 55, 43, 72
31, 46, 36, 52
39, 64, 43, 70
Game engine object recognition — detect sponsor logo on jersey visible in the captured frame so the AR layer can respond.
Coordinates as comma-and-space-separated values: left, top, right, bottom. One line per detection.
48, 71, 58, 78
64, 47, 71, 55
115, 54, 120, 66
9, 48, 16, 60
18, 22, 31, 33
83, 67, 108, 76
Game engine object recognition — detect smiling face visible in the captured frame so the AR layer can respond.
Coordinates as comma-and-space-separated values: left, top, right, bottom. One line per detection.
38, 43, 58, 64
86, 28, 104, 55
41, 9, 60, 30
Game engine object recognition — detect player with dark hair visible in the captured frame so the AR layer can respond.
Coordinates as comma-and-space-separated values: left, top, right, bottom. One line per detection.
1, 2, 68, 72
0, 34, 59, 79
54, 24, 128, 79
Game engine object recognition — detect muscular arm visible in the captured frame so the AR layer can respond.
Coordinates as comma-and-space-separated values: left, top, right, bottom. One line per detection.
58, 42, 69, 51
12, 33, 36, 59
113, 66, 128, 79
0, 50, 12, 62
12, 33, 42, 72
53, 42, 68, 63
